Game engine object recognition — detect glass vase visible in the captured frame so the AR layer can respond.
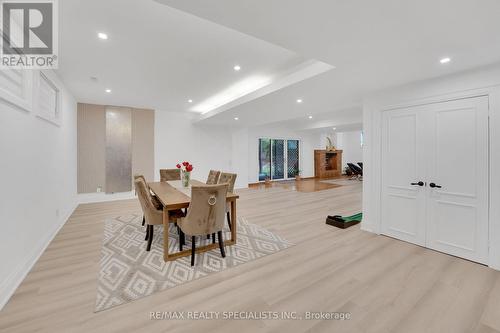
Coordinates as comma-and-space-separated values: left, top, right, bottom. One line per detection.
182, 171, 190, 187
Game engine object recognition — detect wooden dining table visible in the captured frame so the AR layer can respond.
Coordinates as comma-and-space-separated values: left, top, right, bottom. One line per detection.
148, 180, 239, 262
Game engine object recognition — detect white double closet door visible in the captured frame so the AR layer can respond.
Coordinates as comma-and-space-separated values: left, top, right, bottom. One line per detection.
381, 96, 489, 264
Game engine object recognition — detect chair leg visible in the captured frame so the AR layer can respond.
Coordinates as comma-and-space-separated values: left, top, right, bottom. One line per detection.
212, 233, 216, 244
146, 225, 154, 251
191, 236, 196, 266
226, 212, 232, 231
145, 223, 149, 241
178, 227, 184, 251
217, 231, 226, 258
142, 215, 145, 226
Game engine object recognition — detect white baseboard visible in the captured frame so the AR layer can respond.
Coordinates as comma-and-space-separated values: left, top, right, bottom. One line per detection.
77, 191, 136, 204
360, 220, 375, 234
0, 191, 139, 311
0, 200, 78, 311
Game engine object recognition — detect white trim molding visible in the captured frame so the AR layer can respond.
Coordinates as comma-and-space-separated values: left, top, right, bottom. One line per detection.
0, 69, 33, 112
34, 70, 63, 126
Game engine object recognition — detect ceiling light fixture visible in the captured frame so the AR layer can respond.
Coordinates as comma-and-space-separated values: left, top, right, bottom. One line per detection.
188, 99, 193, 103
98, 32, 108, 40
297, 99, 303, 103
440, 57, 451, 64
333, 127, 337, 130
234, 117, 239, 121
308, 115, 313, 119
233, 65, 241, 71
105, 89, 111, 93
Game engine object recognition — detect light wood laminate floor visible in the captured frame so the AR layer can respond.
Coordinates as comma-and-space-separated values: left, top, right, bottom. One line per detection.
1, 181, 500, 333
248, 177, 344, 192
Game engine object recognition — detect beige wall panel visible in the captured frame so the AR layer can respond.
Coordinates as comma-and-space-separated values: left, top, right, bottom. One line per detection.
132, 109, 155, 184
77, 103, 106, 193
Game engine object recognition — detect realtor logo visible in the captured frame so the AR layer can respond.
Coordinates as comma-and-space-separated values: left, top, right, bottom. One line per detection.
0, 0, 58, 68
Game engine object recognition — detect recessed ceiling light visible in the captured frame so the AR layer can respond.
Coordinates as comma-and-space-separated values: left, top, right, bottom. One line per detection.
440, 57, 451, 64
333, 127, 337, 130
308, 115, 313, 119
188, 99, 193, 103
105, 89, 111, 93
98, 32, 108, 40
233, 65, 241, 71
234, 117, 239, 120
297, 99, 303, 103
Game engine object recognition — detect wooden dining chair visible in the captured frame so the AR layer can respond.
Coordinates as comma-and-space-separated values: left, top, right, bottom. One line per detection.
218, 172, 237, 231
177, 184, 228, 266
160, 169, 181, 182
206, 170, 221, 185
135, 179, 184, 251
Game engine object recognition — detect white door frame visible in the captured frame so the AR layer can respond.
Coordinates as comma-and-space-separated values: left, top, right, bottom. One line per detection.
363, 85, 500, 270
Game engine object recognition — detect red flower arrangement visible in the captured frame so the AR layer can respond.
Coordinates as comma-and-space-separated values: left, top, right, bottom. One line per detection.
176, 161, 193, 172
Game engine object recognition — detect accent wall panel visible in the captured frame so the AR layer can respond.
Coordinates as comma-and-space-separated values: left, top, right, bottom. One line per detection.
77, 103, 106, 193
77, 103, 154, 194
132, 109, 155, 184
105, 107, 132, 193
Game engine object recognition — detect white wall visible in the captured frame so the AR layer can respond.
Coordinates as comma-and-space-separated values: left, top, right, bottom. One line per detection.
0, 71, 77, 309
246, 125, 322, 183
231, 128, 249, 189
362, 62, 500, 270
336, 130, 363, 170
155, 112, 323, 188
155, 111, 232, 183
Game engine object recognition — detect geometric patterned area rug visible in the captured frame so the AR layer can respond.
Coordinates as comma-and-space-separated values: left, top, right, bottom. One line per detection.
95, 214, 294, 312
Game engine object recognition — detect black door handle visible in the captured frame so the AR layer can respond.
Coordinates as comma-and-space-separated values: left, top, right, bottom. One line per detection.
429, 183, 442, 189
411, 181, 424, 187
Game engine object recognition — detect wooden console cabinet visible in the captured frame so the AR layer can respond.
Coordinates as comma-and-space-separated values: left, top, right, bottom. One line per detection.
314, 150, 343, 178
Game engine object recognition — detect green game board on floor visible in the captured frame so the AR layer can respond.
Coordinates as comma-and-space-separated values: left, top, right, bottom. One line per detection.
325, 212, 362, 229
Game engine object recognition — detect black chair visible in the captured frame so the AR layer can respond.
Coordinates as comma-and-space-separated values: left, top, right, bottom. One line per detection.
347, 163, 363, 180
357, 162, 363, 170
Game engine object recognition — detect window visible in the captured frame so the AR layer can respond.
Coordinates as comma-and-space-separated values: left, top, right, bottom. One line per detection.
287, 140, 300, 178
259, 138, 271, 181
259, 138, 300, 181
37, 72, 61, 125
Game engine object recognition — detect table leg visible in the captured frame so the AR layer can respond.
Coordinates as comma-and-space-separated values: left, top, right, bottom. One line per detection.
230, 199, 237, 242
163, 208, 170, 261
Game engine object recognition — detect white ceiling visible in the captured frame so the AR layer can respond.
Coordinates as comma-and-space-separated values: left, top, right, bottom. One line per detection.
57, 0, 314, 113
157, 0, 500, 127
58, 0, 500, 128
